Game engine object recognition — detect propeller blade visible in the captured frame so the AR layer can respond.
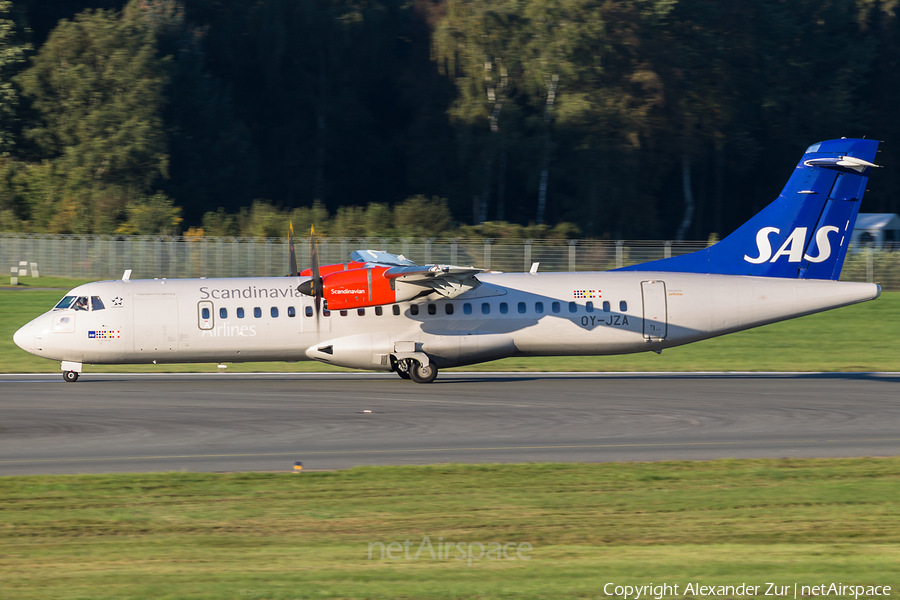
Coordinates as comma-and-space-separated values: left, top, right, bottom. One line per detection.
288, 222, 298, 277
310, 225, 322, 328
295, 225, 323, 330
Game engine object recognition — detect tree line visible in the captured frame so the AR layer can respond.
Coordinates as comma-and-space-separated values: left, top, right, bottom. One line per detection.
0, 0, 898, 240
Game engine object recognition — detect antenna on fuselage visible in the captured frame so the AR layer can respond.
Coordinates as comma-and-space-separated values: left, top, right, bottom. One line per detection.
122, 269, 132, 281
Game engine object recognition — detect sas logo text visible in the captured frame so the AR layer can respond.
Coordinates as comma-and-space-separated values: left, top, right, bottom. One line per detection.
744, 226, 840, 264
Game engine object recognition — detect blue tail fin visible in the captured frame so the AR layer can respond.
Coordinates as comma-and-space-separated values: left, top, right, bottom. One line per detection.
618, 138, 881, 279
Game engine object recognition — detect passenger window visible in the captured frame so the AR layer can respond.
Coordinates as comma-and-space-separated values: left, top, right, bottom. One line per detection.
54, 296, 76, 310
517, 302, 526, 314
552, 302, 560, 313
220, 307, 227, 319
74, 296, 89, 311
323, 309, 331, 317
463, 303, 472, 315
500, 302, 508, 314
305, 306, 313, 317
603, 301, 611, 312
445, 304, 454, 315
288, 306, 296, 317
340, 310, 348, 317
410, 305, 419, 316
254, 307, 262, 318
392, 305, 400, 316
620, 301, 628, 312
586, 302, 594, 313
238, 307, 245, 318
535, 302, 544, 314
375, 306, 383, 316
568, 301, 577, 313
482, 302, 490, 315
91, 296, 105, 311
202, 307, 210, 319
358, 308, 366, 316
271, 307, 279, 318
428, 304, 436, 315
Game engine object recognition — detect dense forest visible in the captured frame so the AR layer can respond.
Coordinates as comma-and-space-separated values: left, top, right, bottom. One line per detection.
0, 0, 898, 239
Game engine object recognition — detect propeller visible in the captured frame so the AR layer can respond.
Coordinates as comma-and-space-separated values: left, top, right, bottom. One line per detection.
296, 225, 324, 327
288, 222, 298, 277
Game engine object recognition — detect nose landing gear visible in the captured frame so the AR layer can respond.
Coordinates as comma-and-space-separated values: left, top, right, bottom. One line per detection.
61, 360, 82, 383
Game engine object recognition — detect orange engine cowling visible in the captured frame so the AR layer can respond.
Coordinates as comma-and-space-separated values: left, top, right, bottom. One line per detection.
300, 261, 366, 277
322, 267, 395, 310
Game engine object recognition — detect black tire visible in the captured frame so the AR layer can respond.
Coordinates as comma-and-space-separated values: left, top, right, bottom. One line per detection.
63, 371, 79, 383
397, 370, 411, 380
408, 361, 438, 384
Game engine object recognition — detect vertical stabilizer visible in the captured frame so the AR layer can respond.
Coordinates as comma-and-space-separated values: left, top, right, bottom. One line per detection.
619, 138, 880, 279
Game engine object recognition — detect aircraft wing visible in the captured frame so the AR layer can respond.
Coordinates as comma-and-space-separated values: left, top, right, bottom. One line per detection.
350, 250, 483, 299
350, 249, 416, 266
383, 265, 483, 299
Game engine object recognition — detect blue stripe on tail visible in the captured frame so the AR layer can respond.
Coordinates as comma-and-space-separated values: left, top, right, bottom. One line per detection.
618, 138, 880, 279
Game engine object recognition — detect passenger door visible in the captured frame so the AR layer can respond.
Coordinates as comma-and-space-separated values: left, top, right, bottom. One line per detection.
641, 280, 667, 341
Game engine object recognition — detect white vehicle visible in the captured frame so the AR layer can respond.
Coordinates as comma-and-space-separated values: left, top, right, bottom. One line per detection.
13, 139, 882, 383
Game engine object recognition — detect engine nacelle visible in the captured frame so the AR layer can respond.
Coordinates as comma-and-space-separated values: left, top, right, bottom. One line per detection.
300, 261, 366, 277
322, 267, 396, 310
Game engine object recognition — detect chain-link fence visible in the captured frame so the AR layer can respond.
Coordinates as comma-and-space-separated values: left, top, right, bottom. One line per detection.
3, 232, 898, 290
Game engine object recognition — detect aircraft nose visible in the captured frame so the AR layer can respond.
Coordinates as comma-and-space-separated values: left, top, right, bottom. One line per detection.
13, 323, 33, 353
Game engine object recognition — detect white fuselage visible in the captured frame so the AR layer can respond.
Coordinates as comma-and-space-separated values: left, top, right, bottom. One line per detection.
13, 272, 880, 371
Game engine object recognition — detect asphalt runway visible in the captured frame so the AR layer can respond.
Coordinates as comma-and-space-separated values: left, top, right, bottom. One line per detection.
1, 372, 898, 475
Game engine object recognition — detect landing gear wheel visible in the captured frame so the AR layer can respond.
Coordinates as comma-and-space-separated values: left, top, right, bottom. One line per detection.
63, 370, 79, 383
397, 370, 411, 380
408, 361, 438, 384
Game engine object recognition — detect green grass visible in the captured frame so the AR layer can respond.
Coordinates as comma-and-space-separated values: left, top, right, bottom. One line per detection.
2, 287, 899, 373
1, 275, 96, 289
1, 459, 898, 599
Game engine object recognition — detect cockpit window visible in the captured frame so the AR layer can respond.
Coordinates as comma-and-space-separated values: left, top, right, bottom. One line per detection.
54, 296, 76, 310
91, 296, 105, 311
73, 296, 89, 311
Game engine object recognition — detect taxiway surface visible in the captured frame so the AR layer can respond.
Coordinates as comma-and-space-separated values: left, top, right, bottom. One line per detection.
1, 372, 898, 475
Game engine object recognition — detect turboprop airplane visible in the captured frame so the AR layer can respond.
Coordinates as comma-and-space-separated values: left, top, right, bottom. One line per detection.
13, 138, 883, 383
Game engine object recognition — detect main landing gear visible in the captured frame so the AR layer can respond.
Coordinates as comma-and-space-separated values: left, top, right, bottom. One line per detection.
63, 370, 79, 383
408, 361, 438, 384
394, 357, 438, 384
